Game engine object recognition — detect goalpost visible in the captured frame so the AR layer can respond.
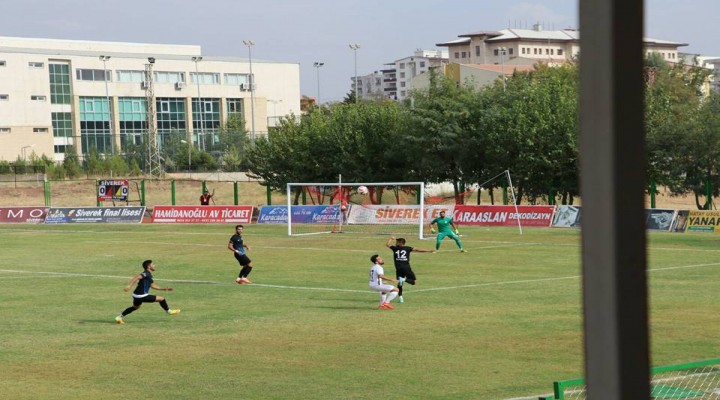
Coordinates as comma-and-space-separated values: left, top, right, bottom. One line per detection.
286, 181, 426, 238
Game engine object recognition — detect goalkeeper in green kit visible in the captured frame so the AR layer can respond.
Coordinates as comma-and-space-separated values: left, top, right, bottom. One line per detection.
429, 210, 466, 252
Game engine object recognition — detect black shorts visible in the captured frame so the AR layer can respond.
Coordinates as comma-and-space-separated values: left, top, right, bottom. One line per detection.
133, 295, 157, 306
235, 253, 252, 266
395, 264, 416, 281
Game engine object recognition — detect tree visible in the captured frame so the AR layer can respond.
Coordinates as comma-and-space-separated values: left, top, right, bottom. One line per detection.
645, 53, 713, 208
404, 71, 478, 203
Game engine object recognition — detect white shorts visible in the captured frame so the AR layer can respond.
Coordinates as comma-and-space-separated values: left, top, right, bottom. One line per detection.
369, 284, 394, 293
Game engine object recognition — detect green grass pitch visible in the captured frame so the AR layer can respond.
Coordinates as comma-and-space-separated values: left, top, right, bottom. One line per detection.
0, 224, 718, 399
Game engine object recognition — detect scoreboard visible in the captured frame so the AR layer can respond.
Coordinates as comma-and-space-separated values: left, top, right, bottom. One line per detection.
98, 179, 129, 202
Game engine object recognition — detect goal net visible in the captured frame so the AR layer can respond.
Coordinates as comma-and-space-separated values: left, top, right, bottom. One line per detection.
286, 182, 427, 238
542, 358, 720, 399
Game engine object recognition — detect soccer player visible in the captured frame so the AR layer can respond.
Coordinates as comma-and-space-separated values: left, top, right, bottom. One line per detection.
200, 189, 213, 205
386, 236, 433, 303
368, 254, 400, 310
228, 224, 254, 284
115, 260, 180, 324
429, 210, 466, 252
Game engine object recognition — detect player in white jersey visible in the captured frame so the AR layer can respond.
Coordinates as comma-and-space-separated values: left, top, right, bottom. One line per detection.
368, 254, 400, 310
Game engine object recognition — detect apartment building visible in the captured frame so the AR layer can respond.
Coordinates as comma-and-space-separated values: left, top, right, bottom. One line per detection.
432, 24, 687, 91
437, 24, 686, 67
353, 49, 448, 102
679, 53, 720, 94
393, 49, 449, 101
0, 36, 300, 162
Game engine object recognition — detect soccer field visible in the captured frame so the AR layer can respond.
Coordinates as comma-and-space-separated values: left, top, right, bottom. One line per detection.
0, 224, 718, 399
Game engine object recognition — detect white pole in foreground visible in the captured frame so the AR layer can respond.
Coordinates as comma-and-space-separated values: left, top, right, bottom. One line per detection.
506, 170, 523, 235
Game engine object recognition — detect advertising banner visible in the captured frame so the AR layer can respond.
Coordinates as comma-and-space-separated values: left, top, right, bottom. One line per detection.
686, 210, 720, 232
0, 207, 48, 223
44, 207, 145, 224
290, 205, 341, 224
257, 206, 288, 224
453, 205, 554, 227
645, 209, 675, 231
151, 205, 253, 223
551, 205, 581, 228
670, 210, 689, 232
347, 205, 453, 225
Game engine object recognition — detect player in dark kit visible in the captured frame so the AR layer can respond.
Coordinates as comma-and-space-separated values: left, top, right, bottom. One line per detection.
385, 236, 433, 303
228, 224, 254, 284
115, 260, 180, 324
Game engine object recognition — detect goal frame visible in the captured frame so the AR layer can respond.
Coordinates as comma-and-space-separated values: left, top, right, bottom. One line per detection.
286, 181, 425, 238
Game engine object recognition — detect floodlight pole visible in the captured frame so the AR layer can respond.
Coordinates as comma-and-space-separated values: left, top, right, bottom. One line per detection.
100, 55, 114, 155
192, 56, 203, 154
243, 40, 256, 139
313, 62, 324, 104
349, 43, 360, 103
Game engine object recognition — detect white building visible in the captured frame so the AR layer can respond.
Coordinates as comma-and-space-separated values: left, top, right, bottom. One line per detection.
354, 49, 448, 102
679, 53, 720, 94
393, 49, 449, 101
0, 36, 300, 163
432, 24, 688, 92
437, 24, 687, 67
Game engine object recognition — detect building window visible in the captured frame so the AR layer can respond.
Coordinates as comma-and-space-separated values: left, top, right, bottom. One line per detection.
227, 98, 243, 118
31, 95, 47, 101
52, 112, 73, 138
116, 70, 145, 82
399, 63, 405, 69
399, 72, 405, 78
33, 128, 49, 133
156, 97, 187, 148
192, 98, 220, 148
400, 82, 406, 88
153, 71, 185, 84
550, 49, 555, 55
0, 94, 8, 100
76, 68, 110, 81
419, 61, 425, 68
51, 111, 73, 151
508, 48, 514, 56
522, 48, 526, 55
534, 48, 538, 55
558, 49, 564, 56
454, 52, 459, 59
29, 62, 44, 68
49, 64, 71, 104
461, 52, 467, 58
0, 61, 6, 67
190, 72, 220, 85
79, 96, 112, 153
224, 73, 250, 86
475, 46, 481, 56
0, 127, 10, 133
118, 97, 147, 148
400, 90, 406, 97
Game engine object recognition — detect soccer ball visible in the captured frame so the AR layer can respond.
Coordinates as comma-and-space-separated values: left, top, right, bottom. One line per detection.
357, 186, 369, 195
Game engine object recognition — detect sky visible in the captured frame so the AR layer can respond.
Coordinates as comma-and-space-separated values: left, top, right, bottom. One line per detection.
1, 0, 717, 103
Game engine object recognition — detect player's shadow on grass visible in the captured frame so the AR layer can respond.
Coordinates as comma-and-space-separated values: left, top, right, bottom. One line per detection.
314, 305, 376, 310
78, 319, 171, 324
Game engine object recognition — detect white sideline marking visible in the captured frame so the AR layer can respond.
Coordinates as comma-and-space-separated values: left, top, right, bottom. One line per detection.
3, 261, 718, 293
98, 240, 380, 254
411, 261, 720, 294
504, 394, 553, 400
0, 269, 368, 293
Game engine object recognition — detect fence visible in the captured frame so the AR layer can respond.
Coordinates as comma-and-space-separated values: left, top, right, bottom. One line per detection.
0, 177, 286, 209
